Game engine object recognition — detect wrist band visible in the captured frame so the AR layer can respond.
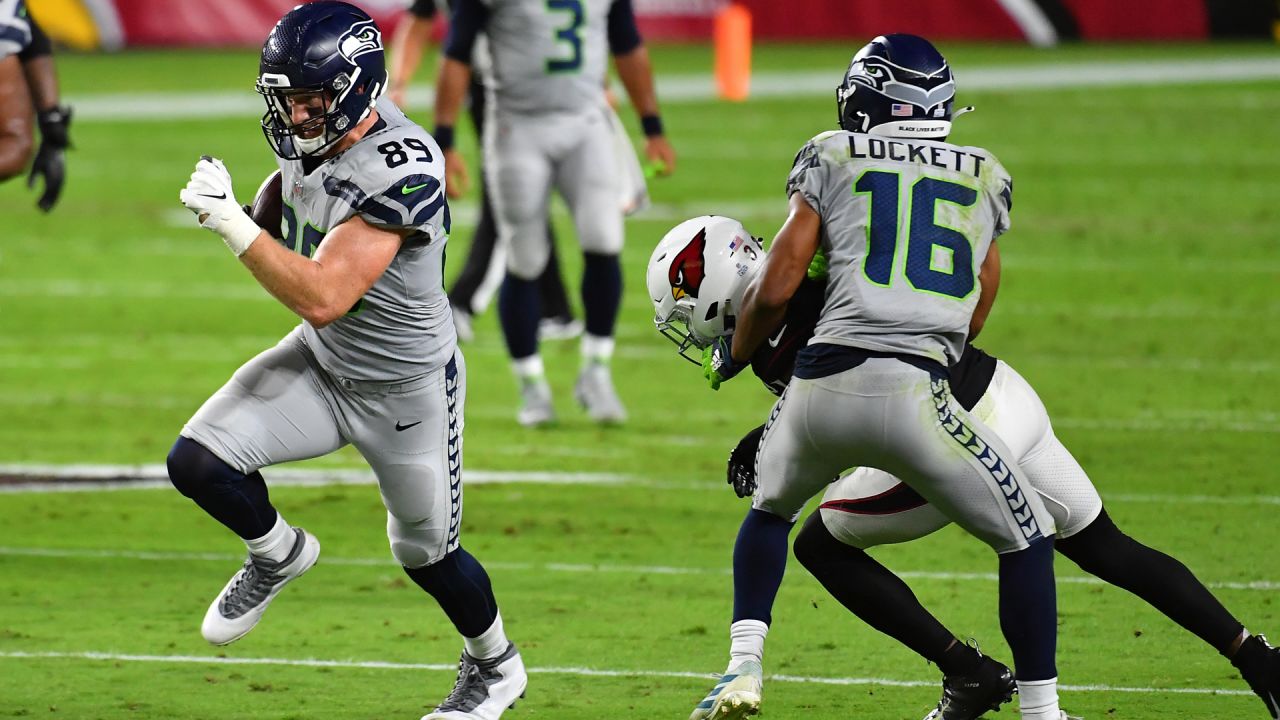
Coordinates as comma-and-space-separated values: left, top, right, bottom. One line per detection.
641, 115, 664, 138
434, 124, 455, 151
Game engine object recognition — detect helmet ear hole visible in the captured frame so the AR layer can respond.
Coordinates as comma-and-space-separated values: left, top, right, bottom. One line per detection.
704, 301, 720, 323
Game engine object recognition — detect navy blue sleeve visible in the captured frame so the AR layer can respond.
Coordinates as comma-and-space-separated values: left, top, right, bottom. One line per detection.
409, 0, 438, 19
443, 0, 489, 64
607, 0, 643, 55
18, 14, 51, 60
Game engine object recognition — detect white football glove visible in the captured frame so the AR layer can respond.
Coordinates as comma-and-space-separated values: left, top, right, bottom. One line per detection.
179, 156, 263, 256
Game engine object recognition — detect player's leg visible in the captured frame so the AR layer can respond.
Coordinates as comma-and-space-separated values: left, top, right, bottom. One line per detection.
348, 351, 525, 719
691, 383, 848, 720
797, 472, 1016, 720
485, 109, 556, 426
447, 80, 500, 340
0, 56, 34, 181
553, 108, 626, 423
170, 329, 341, 644
805, 360, 1062, 720
537, 239, 581, 339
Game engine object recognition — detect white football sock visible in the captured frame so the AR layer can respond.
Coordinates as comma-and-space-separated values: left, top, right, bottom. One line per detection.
1017, 677, 1061, 720
728, 619, 769, 670
580, 334, 615, 365
512, 355, 545, 380
465, 612, 509, 661
245, 513, 295, 563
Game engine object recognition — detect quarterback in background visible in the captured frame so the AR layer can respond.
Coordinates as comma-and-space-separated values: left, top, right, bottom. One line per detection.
433, 0, 677, 426
173, 4, 524, 718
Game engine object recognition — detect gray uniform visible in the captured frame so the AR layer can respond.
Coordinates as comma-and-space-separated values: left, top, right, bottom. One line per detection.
479, 0, 624, 279
183, 100, 466, 569
0, 0, 31, 59
753, 130, 1054, 554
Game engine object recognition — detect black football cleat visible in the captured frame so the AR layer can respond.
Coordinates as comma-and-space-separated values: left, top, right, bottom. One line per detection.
923, 654, 1017, 720
1234, 634, 1280, 718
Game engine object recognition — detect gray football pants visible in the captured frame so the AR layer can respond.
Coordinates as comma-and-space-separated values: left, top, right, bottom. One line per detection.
483, 103, 624, 281
181, 327, 465, 569
754, 357, 1055, 554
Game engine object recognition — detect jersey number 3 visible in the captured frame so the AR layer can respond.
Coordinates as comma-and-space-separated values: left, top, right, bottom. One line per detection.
855, 170, 978, 300
546, 0, 584, 73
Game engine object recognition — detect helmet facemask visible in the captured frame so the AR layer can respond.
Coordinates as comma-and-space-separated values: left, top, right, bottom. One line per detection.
258, 69, 373, 160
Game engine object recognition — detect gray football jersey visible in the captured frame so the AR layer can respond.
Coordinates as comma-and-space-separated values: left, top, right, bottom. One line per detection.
276, 99, 455, 382
0, 0, 31, 59
788, 130, 1013, 366
479, 0, 611, 114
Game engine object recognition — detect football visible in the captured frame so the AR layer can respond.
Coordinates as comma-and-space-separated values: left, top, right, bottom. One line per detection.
248, 169, 284, 240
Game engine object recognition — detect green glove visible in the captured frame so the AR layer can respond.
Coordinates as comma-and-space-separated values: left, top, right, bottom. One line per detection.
807, 250, 829, 280
702, 336, 746, 391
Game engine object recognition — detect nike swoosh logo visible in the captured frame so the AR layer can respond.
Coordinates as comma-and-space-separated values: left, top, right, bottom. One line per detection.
402, 183, 430, 195
198, 192, 227, 200
395, 420, 422, 432
766, 324, 788, 348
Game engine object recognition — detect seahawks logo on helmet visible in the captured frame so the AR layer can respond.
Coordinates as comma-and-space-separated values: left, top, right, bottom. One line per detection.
338, 19, 382, 62
846, 56, 954, 114
668, 228, 708, 301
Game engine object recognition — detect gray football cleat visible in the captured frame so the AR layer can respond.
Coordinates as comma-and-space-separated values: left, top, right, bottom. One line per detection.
574, 362, 627, 424
689, 660, 762, 720
537, 315, 583, 342
516, 376, 555, 427
423, 643, 528, 720
201, 527, 320, 645
451, 305, 475, 344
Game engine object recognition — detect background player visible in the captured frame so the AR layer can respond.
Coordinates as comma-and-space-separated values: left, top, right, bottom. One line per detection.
171, 4, 524, 718
432, 0, 676, 426
649, 216, 1280, 720
680, 35, 1066, 720
0, 0, 71, 211
388, 0, 581, 343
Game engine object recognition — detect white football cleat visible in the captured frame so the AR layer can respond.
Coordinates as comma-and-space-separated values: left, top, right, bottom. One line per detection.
201, 527, 320, 645
424, 643, 527, 720
516, 377, 555, 427
574, 363, 627, 424
689, 660, 762, 720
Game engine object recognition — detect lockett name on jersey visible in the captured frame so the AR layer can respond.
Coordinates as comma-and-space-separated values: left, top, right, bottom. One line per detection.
849, 135, 987, 179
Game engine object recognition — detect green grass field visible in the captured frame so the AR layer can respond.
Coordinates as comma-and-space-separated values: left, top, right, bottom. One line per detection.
1, 41, 1278, 719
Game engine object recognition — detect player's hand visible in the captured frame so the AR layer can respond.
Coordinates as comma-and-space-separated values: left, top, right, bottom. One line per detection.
727, 424, 766, 498
179, 156, 262, 257
444, 149, 469, 199
702, 335, 746, 391
807, 249, 829, 280
644, 136, 676, 177
27, 105, 72, 212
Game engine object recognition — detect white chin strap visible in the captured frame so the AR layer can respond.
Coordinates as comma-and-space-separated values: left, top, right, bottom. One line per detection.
294, 133, 329, 155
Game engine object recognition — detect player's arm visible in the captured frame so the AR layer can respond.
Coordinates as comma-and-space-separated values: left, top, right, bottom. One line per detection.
734, 193, 821, 362
239, 215, 403, 328
0, 55, 34, 181
432, 0, 486, 198
179, 157, 401, 328
388, 0, 438, 107
609, 0, 675, 176
968, 240, 1001, 341
19, 17, 70, 211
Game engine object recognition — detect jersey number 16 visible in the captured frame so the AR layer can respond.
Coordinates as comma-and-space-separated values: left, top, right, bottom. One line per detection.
854, 170, 979, 300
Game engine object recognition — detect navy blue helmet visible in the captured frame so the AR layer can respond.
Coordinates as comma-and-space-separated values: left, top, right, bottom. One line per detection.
836, 34, 958, 140
256, 1, 388, 159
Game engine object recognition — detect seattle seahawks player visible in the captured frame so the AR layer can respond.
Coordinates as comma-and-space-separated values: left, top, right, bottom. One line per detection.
666, 35, 1068, 720
174, 4, 524, 718
432, 0, 676, 426
0, 0, 71, 210
650, 216, 1280, 719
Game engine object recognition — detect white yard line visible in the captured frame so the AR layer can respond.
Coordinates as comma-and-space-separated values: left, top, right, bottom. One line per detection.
69, 58, 1280, 121
1, 545, 1275, 591
0, 650, 1253, 696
